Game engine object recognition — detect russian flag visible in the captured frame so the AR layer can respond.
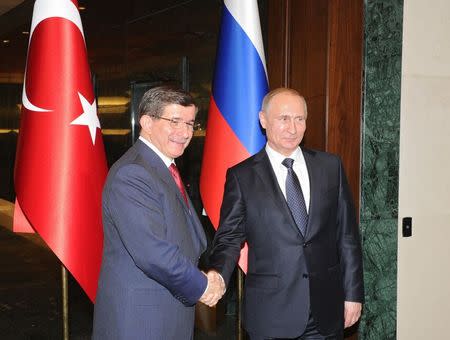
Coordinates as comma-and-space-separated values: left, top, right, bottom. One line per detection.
200, 0, 268, 272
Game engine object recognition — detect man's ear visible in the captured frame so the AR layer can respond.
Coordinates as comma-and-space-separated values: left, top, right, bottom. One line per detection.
259, 111, 267, 129
140, 115, 152, 133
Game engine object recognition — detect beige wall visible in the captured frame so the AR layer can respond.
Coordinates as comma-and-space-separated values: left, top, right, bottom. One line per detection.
397, 0, 450, 338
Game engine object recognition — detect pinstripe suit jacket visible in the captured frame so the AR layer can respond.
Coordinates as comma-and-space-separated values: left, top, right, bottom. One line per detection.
93, 140, 207, 340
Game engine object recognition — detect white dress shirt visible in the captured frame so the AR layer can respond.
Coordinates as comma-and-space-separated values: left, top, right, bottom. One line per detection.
139, 136, 174, 167
265, 144, 310, 213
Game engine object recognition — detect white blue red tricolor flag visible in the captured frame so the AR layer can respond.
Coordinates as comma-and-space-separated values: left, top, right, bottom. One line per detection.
200, 0, 268, 272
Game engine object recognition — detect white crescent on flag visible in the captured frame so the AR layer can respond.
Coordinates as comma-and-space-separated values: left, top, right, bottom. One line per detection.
22, 0, 84, 113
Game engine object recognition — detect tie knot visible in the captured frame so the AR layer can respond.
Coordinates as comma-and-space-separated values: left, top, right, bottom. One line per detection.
282, 158, 295, 169
169, 163, 182, 181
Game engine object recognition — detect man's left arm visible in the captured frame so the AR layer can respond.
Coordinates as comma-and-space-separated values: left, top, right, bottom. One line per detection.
336, 157, 364, 327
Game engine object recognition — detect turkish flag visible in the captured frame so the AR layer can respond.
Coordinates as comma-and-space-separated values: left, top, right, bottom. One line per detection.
14, 0, 108, 302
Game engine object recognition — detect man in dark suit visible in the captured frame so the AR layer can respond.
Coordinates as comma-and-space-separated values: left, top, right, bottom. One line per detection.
209, 88, 364, 339
93, 86, 224, 340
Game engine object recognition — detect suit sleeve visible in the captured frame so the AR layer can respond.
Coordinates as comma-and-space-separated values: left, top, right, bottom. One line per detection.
336, 158, 364, 303
105, 164, 207, 306
208, 168, 247, 285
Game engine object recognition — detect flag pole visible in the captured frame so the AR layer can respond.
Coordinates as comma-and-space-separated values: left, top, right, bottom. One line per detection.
62, 265, 69, 340
237, 268, 245, 340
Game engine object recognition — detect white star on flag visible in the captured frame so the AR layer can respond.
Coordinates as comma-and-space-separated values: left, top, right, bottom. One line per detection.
70, 92, 101, 145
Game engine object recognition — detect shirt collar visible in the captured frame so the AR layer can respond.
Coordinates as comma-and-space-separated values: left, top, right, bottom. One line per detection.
265, 143, 303, 165
139, 136, 174, 167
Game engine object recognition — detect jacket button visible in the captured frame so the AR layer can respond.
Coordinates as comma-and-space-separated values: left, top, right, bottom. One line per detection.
302, 273, 308, 279
303, 242, 308, 248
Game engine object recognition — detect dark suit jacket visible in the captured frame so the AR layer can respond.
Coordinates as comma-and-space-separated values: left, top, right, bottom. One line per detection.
93, 140, 207, 340
209, 148, 364, 338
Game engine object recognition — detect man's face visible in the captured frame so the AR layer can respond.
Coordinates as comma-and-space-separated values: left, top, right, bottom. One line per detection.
141, 103, 196, 159
259, 92, 307, 157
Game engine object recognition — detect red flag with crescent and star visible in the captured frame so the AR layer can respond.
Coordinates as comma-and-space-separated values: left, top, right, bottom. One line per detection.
13, 0, 108, 302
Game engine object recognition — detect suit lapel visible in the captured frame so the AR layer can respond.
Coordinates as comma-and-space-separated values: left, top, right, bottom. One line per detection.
134, 140, 206, 250
302, 148, 319, 240
134, 140, 190, 214
253, 149, 304, 239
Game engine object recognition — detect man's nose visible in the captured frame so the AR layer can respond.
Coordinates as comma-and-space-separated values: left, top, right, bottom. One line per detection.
287, 119, 297, 133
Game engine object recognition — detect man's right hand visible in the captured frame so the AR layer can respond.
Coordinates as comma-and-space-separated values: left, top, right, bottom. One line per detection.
199, 270, 226, 307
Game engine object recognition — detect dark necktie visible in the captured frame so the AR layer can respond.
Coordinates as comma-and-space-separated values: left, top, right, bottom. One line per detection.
169, 163, 189, 206
282, 158, 308, 236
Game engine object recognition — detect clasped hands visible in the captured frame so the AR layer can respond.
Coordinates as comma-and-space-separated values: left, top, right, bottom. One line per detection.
199, 270, 226, 307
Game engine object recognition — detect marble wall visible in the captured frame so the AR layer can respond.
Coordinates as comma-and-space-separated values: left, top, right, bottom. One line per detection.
359, 1, 403, 339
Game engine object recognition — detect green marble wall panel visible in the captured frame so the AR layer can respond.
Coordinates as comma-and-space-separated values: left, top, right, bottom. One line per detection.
360, 1, 403, 339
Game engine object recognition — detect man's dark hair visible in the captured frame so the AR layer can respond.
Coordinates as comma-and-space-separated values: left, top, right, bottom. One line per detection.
138, 86, 196, 119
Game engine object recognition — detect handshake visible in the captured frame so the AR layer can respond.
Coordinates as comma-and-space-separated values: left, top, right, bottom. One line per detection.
199, 270, 226, 307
